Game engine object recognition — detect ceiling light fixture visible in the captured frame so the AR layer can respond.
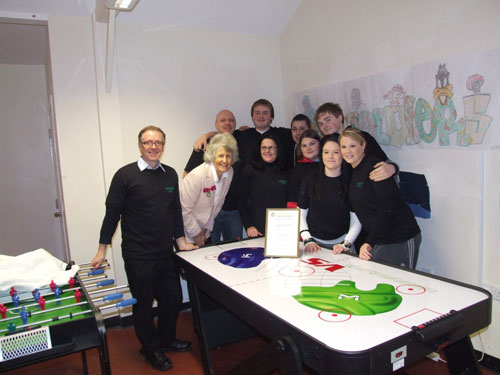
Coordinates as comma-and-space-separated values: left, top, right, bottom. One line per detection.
107, 0, 140, 11
98, 0, 141, 92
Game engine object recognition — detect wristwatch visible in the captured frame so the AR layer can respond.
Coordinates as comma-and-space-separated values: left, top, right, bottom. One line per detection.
341, 239, 352, 250
303, 238, 316, 246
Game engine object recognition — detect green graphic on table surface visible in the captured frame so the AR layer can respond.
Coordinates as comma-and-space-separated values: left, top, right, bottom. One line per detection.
293, 280, 402, 315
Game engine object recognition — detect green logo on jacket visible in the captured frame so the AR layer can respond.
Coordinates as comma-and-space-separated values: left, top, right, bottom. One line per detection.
278, 179, 288, 185
165, 186, 174, 193
356, 181, 363, 188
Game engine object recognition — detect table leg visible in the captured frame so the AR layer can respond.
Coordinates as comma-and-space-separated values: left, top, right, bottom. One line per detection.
444, 336, 481, 375
226, 335, 303, 375
186, 279, 215, 375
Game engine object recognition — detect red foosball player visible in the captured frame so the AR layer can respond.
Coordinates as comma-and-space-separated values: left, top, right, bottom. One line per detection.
50, 280, 56, 292
74, 289, 82, 303
9, 287, 17, 298
0, 304, 7, 319
38, 296, 46, 311
68, 277, 75, 288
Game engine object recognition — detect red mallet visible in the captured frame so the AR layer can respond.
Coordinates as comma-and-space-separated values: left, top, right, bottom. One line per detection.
9, 287, 17, 297
74, 289, 82, 303
38, 296, 46, 311
0, 304, 7, 319
50, 280, 56, 292
68, 277, 76, 288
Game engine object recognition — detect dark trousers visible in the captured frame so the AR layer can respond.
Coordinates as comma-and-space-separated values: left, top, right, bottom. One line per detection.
211, 209, 244, 242
124, 257, 182, 353
371, 233, 422, 269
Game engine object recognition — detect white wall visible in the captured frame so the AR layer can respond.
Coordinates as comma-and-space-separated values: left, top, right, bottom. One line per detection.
114, 22, 285, 170
48, 15, 107, 267
280, 0, 500, 358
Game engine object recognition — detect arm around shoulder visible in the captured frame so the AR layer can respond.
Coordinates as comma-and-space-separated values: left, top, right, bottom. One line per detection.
194, 131, 218, 151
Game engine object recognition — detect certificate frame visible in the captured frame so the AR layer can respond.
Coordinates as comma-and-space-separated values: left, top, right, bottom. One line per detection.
264, 208, 300, 257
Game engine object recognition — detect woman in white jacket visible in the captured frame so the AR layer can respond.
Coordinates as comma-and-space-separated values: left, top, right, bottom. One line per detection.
180, 133, 238, 246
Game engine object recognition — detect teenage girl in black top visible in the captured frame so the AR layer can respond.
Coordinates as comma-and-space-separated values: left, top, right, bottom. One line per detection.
298, 134, 361, 253
339, 128, 421, 268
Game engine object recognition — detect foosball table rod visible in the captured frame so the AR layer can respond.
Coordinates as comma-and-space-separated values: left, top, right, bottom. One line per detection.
87, 285, 129, 296
0, 298, 137, 334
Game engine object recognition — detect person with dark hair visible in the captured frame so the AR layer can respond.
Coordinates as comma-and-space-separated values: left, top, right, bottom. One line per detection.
180, 133, 238, 246
91, 126, 197, 372
290, 113, 312, 166
339, 128, 421, 268
298, 134, 361, 253
237, 134, 288, 237
287, 129, 320, 208
314, 102, 396, 181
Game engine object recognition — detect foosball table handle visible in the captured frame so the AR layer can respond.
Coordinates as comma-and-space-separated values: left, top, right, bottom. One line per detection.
97, 279, 115, 287
115, 298, 137, 308
86, 268, 105, 276
102, 293, 123, 302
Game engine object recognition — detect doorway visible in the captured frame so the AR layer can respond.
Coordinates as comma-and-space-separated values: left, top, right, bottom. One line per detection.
0, 19, 69, 261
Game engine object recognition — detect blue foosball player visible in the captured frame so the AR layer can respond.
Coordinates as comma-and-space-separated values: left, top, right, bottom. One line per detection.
20, 307, 28, 325
55, 286, 61, 305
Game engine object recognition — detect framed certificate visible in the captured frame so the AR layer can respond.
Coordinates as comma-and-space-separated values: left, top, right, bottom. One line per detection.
264, 208, 300, 257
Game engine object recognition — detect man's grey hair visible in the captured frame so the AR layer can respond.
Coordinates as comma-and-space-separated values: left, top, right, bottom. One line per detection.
203, 133, 239, 165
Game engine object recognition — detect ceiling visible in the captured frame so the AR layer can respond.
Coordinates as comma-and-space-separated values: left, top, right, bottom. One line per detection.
0, 0, 302, 65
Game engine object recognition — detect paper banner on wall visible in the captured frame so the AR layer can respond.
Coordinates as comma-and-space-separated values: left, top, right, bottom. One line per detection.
293, 48, 500, 150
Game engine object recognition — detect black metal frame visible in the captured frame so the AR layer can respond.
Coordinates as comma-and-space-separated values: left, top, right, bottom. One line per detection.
178, 247, 492, 375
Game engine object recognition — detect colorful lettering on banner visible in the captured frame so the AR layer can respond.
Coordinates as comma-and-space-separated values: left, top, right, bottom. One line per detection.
384, 105, 407, 147
462, 93, 492, 145
372, 108, 391, 146
414, 98, 436, 143
404, 95, 419, 145
294, 49, 498, 149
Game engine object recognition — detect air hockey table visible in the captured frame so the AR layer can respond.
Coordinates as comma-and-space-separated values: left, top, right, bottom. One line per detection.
176, 237, 492, 375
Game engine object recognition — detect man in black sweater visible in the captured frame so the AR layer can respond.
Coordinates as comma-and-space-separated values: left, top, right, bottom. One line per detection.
91, 126, 197, 372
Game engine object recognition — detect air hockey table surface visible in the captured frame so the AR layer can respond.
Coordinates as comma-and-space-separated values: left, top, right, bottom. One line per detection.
177, 237, 492, 375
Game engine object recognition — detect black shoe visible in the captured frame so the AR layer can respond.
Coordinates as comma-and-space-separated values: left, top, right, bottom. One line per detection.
140, 348, 173, 371
161, 339, 192, 352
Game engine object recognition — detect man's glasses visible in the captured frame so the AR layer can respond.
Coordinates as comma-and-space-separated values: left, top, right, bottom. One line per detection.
141, 140, 165, 147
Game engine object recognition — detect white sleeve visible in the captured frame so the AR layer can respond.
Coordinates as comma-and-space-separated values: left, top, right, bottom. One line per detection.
344, 211, 362, 244
299, 208, 311, 241
180, 173, 203, 239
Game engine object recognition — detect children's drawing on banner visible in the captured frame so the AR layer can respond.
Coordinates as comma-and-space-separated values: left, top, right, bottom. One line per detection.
293, 48, 498, 150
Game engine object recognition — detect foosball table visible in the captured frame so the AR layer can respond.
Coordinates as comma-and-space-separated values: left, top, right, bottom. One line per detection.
0, 262, 135, 375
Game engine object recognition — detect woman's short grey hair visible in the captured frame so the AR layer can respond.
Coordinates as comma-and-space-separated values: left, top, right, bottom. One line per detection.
203, 133, 239, 165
